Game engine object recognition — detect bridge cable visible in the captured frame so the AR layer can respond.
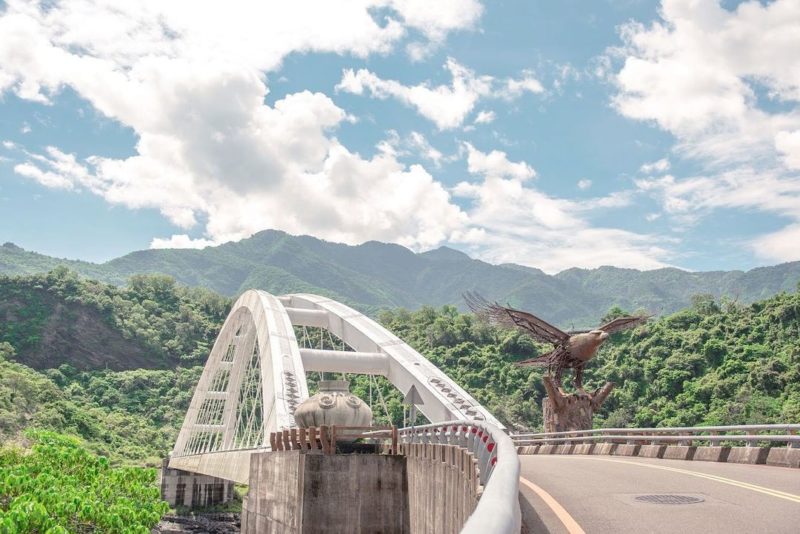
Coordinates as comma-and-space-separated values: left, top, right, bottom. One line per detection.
371, 374, 392, 424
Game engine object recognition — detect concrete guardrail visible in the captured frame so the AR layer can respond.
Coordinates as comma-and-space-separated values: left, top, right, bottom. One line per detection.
512, 423, 800, 445
511, 424, 800, 468
400, 420, 522, 534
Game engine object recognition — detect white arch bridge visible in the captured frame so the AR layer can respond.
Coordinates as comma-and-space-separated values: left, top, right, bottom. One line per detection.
169, 290, 521, 533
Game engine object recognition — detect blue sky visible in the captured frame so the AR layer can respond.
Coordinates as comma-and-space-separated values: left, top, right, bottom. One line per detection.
1, 0, 799, 272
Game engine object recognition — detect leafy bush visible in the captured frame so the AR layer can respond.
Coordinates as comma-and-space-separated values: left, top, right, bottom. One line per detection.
0, 431, 168, 532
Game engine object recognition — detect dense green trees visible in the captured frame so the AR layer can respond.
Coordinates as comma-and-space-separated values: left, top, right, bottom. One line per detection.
0, 343, 201, 464
0, 268, 229, 367
593, 289, 800, 428
0, 431, 167, 532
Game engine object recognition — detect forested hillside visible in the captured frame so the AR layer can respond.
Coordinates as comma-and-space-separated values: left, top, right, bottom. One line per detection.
0, 270, 797, 467
3, 232, 800, 327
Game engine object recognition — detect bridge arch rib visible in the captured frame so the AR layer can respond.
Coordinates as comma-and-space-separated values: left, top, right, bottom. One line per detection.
281, 293, 503, 428
171, 291, 309, 470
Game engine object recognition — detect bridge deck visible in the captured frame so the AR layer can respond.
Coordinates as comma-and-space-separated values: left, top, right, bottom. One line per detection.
519, 455, 800, 534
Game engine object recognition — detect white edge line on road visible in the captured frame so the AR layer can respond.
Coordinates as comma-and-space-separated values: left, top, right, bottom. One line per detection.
520, 476, 587, 534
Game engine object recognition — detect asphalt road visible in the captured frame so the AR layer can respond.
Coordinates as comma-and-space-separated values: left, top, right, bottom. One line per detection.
519, 455, 800, 534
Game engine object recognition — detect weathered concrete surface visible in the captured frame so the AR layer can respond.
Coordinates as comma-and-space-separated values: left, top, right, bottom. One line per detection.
592, 443, 617, 455
406, 445, 479, 534
556, 444, 575, 455
727, 447, 769, 465
160, 458, 235, 508
693, 446, 731, 463
573, 443, 595, 455
242, 451, 408, 534
662, 446, 696, 460
539, 444, 558, 454
519, 455, 800, 534
613, 444, 641, 457
637, 445, 666, 459
242, 451, 303, 533
766, 447, 800, 468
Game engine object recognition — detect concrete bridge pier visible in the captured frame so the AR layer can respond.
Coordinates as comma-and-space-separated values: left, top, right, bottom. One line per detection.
160, 457, 236, 509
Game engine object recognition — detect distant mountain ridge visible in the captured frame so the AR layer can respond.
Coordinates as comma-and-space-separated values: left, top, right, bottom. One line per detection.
2, 231, 799, 327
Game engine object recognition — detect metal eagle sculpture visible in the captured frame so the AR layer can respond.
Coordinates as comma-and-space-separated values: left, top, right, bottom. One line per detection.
465, 292, 649, 395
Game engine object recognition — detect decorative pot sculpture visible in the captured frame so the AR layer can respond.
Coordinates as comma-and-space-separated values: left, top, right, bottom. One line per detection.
293, 380, 372, 438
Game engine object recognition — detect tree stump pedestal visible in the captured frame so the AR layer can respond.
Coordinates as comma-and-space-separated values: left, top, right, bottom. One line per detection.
542, 376, 614, 433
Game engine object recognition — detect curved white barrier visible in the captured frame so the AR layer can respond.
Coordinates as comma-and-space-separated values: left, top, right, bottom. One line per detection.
401, 421, 521, 534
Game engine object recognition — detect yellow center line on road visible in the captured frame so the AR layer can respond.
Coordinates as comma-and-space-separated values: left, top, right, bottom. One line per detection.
519, 476, 586, 534
544, 456, 800, 504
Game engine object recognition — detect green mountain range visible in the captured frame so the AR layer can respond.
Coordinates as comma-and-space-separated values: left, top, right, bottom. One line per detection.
1, 270, 798, 466
2, 230, 799, 326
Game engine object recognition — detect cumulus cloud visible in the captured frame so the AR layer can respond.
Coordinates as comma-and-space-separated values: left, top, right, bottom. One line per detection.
751, 224, 800, 263
612, 0, 800, 261
0, 0, 672, 271
463, 142, 535, 181
337, 58, 544, 129
775, 130, 800, 170
577, 179, 592, 190
452, 145, 667, 272
0, 0, 481, 250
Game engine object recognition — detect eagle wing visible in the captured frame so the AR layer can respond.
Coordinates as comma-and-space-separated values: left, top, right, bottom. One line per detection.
464, 292, 569, 346
597, 315, 650, 335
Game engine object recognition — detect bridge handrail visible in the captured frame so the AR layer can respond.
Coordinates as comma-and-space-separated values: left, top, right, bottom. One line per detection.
511, 423, 800, 441
513, 434, 800, 447
400, 420, 521, 534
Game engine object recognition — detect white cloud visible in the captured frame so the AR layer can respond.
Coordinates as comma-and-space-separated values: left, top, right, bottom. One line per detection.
400, 0, 483, 61
612, 0, 800, 262
0, 0, 481, 251
464, 142, 535, 181
501, 71, 544, 99
612, 1, 800, 145
751, 224, 800, 263
775, 130, 800, 170
377, 130, 447, 167
14, 162, 74, 189
337, 59, 494, 130
390, 0, 483, 42
337, 58, 544, 129
611, 0, 800, 165
452, 145, 667, 272
636, 169, 800, 225
474, 110, 496, 124
0, 0, 674, 272
639, 158, 670, 174
577, 179, 592, 190
150, 234, 217, 250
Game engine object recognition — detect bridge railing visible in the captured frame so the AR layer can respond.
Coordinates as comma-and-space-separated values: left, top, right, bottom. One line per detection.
511, 424, 800, 448
268, 425, 399, 454
400, 420, 521, 534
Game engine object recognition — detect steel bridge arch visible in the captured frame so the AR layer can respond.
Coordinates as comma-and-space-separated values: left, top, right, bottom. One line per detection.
170, 289, 502, 481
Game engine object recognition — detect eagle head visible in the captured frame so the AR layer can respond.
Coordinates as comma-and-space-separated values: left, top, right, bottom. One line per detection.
590, 329, 609, 342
